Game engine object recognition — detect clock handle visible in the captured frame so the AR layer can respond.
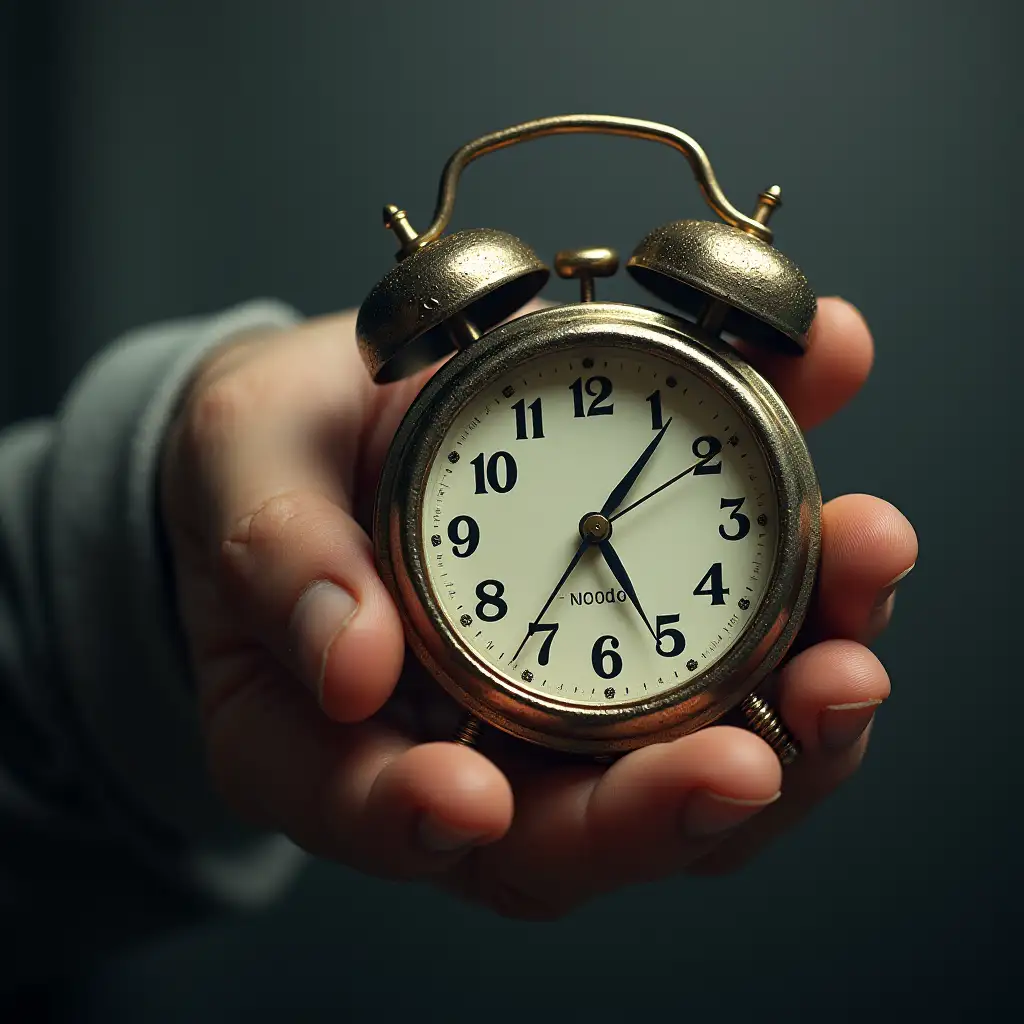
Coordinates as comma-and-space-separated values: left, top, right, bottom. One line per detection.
401, 114, 772, 254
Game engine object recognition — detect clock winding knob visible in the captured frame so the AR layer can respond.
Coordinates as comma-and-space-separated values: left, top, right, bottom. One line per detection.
554, 247, 620, 302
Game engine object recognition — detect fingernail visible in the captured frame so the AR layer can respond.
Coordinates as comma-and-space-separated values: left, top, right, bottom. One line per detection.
417, 816, 486, 853
819, 699, 883, 752
680, 789, 781, 839
873, 563, 915, 610
289, 580, 358, 700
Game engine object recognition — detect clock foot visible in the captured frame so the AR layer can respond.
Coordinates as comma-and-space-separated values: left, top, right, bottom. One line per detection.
741, 693, 800, 766
454, 714, 483, 748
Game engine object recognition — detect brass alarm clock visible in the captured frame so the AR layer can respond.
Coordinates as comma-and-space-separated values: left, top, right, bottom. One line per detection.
356, 115, 819, 764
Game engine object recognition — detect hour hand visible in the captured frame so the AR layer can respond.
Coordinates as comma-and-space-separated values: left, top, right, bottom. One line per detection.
597, 539, 656, 641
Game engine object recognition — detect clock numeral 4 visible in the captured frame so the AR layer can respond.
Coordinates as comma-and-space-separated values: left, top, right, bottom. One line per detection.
693, 563, 730, 605
570, 375, 614, 417
471, 451, 517, 494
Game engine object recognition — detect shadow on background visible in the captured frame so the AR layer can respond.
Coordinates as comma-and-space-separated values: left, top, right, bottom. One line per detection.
2, 0, 1017, 1019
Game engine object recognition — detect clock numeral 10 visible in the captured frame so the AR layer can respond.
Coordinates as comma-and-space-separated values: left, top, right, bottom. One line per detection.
472, 451, 518, 494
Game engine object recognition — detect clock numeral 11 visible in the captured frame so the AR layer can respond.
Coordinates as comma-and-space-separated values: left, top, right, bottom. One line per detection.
512, 397, 544, 439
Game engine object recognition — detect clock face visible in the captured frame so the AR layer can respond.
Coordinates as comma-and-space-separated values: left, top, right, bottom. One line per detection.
420, 342, 779, 707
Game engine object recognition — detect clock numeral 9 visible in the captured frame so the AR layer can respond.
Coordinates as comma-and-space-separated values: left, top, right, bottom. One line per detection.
471, 451, 517, 494
692, 435, 723, 475
592, 634, 622, 679
718, 497, 750, 540
693, 563, 730, 605
570, 375, 614, 417
475, 580, 508, 622
447, 515, 480, 558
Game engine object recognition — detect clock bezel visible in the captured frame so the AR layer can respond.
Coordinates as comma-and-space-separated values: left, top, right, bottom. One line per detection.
374, 302, 820, 754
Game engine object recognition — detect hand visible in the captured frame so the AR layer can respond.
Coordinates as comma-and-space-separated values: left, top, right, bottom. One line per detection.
160, 298, 917, 919
597, 538, 656, 641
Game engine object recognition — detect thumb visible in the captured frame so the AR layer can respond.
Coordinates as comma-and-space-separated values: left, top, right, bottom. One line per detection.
218, 487, 405, 723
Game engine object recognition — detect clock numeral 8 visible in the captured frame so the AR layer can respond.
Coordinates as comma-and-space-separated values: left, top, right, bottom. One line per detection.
475, 580, 508, 622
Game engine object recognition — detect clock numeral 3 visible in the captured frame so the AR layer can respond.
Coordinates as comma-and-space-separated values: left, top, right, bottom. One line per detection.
570, 375, 614, 417
512, 397, 544, 439
475, 580, 508, 622
592, 634, 622, 679
447, 515, 480, 558
471, 451, 517, 494
692, 435, 723, 475
693, 563, 730, 605
718, 497, 751, 540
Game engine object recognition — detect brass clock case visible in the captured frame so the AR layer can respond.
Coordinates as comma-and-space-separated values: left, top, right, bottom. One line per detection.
374, 302, 821, 756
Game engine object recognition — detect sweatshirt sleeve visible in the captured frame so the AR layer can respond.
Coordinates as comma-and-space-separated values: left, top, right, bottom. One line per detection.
0, 301, 308, 988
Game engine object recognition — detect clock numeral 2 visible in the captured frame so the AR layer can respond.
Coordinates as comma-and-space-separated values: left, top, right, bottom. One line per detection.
512, 397, 544, 439
693, 563, 730, 605
472, 451, 517, 494
692, 435, 723, 475
570, 375, 614, 417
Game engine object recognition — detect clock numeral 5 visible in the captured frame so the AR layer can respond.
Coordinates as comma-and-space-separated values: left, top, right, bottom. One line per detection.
655, 614, 686, 657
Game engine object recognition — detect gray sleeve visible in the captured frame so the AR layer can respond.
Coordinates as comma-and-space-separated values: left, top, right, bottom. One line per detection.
0, 301, 308, 987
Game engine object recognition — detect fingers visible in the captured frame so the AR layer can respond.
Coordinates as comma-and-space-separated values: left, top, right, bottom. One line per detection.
688, 639, 889, 875
809, 493, 918, 645
203, 668, 512, 879
218, 490, 405, 722
457, 727, 781, 919
740, 296, 874, 432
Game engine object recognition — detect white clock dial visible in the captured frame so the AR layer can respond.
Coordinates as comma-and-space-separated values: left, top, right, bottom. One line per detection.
421, 343, 779, 706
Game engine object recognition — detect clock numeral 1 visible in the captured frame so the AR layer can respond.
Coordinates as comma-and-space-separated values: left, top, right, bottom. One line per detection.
693, 563, 730, 605
646, 389, 664, 430
512, 397, 544, 439
570, 375, 614, 417
471, 451, 518, 494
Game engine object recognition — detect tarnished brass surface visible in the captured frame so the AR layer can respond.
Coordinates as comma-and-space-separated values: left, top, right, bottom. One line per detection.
627, 220, 817, 354
356, 228, 549, 383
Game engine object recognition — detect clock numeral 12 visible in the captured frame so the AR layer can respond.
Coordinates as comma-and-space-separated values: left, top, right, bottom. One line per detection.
570, 375, 614, 417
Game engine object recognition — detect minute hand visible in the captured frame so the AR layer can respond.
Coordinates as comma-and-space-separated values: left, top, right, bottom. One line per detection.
608, 455, 706, 522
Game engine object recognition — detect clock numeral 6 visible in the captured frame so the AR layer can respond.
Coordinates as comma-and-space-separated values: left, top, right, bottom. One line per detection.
475, 580, 508, 622
471, 451, 517, 494
592, 634, 622, 679
447, 515, 480, 557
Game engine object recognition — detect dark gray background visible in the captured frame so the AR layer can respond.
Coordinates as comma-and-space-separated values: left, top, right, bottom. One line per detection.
3, 0, 1019, 1019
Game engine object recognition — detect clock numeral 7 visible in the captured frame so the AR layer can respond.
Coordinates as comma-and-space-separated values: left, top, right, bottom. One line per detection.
525, 622, 559, 666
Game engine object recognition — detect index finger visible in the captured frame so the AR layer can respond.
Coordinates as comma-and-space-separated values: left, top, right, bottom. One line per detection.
738, 296, 874, 432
